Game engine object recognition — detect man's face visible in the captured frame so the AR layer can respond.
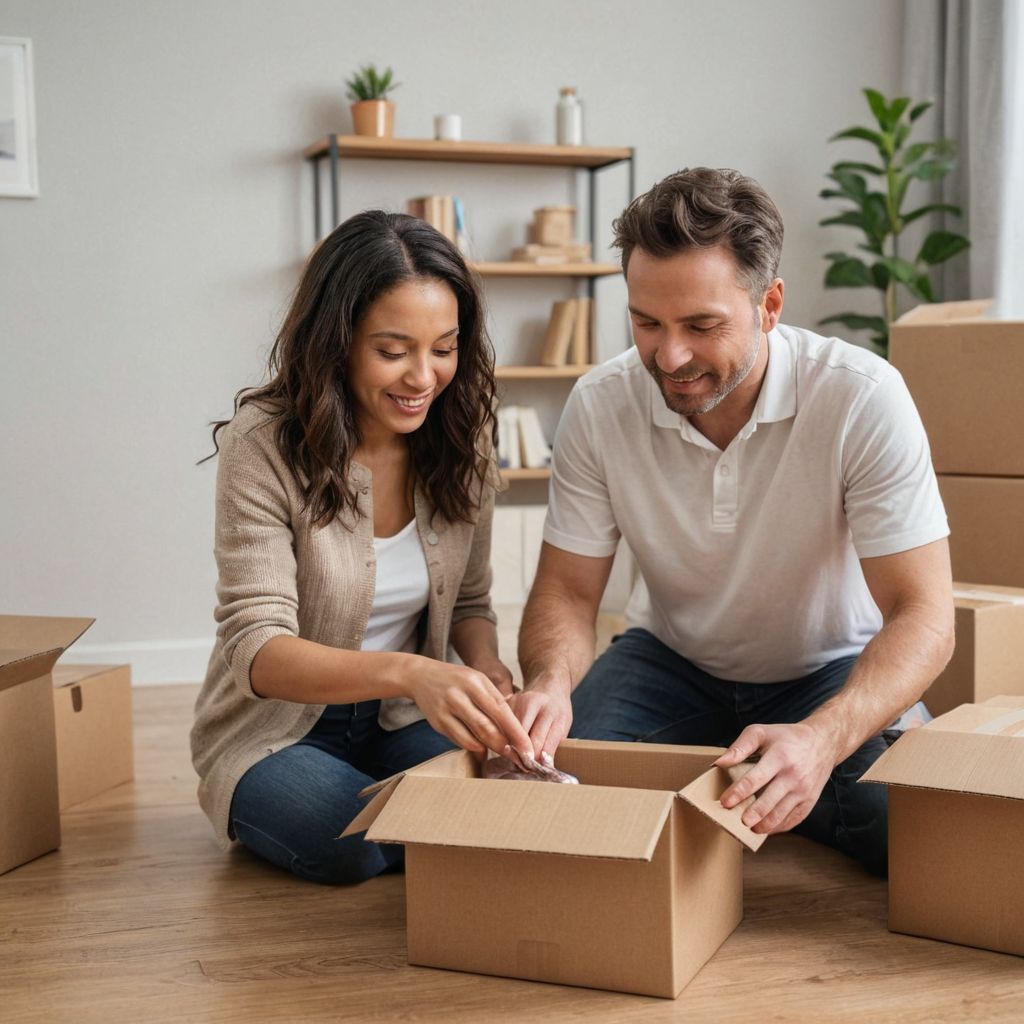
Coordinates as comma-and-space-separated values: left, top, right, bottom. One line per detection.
626, 245, 764, 417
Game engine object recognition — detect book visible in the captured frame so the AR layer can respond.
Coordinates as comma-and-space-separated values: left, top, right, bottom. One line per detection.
539, 300, 577, 366
517, 406, 552, 469
453, 196, 470, 255
407, 195, 457, 243
570, 297, 592, 365
496, 405, 522, 470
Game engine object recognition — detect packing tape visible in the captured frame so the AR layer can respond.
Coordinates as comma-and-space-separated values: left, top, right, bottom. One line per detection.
953, 587, 1024, 606
973, 707, 1024, 736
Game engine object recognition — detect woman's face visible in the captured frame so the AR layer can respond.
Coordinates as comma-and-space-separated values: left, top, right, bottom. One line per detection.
348, 277, 460, 447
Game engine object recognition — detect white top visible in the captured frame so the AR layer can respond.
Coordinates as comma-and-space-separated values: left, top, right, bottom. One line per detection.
543, 324, 950, 683
362, 517, 431, 654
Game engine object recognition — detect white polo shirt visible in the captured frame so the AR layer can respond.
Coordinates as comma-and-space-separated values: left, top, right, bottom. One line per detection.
543, 324, 949, 683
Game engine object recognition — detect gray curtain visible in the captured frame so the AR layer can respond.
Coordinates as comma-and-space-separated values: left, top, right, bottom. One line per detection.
902, 0, 1006, 303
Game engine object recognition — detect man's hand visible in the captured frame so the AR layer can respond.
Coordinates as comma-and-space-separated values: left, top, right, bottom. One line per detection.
714, 721, 842, 835
508, 677, 573, 763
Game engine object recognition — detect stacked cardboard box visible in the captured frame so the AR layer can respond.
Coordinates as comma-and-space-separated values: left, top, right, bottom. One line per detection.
863, 696, 1024, 957
0, 616, 135, 875
344, 739, 764, 998
923, 584, 1024, 716
0, 615, 92, 874
890, 300, 1024, 587
52, 663, 134, 809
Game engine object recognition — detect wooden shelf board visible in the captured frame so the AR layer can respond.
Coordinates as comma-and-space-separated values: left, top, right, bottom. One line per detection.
496, 365, 594, 380
500, 468, 552, 482
304, 135, 633, 169
472, 261, 620, 277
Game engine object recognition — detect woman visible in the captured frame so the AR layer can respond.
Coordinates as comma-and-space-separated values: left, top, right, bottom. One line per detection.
191, 211, 532, 885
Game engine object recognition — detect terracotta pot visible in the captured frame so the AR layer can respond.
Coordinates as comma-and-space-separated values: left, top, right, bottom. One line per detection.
351, 100, 395, 137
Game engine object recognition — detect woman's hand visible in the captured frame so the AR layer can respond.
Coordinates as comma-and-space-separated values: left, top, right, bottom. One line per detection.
400, 655, 533, 762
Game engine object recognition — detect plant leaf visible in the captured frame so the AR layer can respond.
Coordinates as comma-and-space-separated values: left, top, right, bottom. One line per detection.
825, 256, 874, 288
888, 97, 911, 125
901, 202, 962, 226
918, 230, 971, 264
904, 273, 936, 303
870, 262, 891, 289
911, 157, 956, 181
909, 100, 932, 122
877, 255, 921, 284
819, 313, 889, 334
864, 88, 889, 127
830, 126, 886, 153
831, 160, 885, 176
820, 211, 867, 230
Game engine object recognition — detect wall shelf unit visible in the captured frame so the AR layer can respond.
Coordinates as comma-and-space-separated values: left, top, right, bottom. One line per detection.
303, 134, 634, 486
495, 365, 595, 380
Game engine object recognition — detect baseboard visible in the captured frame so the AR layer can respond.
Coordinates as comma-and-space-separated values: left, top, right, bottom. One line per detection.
60, 637, 214, 686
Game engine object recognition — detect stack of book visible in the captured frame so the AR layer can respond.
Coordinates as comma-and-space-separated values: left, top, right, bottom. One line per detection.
510, 206, 591, 264
539, 297, 593, 366
497, 405, 552, 470
511, 242, 592, 264
407, 195, 467, 248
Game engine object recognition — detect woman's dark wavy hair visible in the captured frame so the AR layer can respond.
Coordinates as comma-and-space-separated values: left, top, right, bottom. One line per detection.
204, 210, 498, 527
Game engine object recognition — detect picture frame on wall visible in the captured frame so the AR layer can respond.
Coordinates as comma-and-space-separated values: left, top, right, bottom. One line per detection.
0, 37, 38, 198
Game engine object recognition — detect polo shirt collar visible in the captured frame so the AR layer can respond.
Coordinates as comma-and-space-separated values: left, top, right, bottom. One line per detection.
650, 327, 797, 442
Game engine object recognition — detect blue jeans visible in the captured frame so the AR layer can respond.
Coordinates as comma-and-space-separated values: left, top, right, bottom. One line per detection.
569, 629, 889, 877
229, 701, 453, 885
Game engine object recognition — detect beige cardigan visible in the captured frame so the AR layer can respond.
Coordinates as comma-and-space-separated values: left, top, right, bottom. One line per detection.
190, 401, 498, 848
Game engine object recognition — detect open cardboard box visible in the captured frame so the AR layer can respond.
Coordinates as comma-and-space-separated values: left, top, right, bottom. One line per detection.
344, 738, 764, 998
862, 696, 1024, 957
52, 663, 134, 810
890, 299, 1024, 476
923, 584, 1024, 717
0, 615, 94, 875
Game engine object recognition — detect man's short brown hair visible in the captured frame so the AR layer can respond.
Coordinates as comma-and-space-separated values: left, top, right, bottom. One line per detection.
613, 167, 784, 299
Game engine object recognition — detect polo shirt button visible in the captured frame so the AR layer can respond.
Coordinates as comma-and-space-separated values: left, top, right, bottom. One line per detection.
720, 465, 731, 476
427, 532, 439, 545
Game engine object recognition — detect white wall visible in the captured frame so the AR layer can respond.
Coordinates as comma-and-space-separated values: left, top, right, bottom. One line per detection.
0, 0, 904, 681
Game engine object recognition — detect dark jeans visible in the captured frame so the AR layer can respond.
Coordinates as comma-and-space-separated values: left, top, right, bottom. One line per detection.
230, 701, 454, 885
569, 629, 889, 876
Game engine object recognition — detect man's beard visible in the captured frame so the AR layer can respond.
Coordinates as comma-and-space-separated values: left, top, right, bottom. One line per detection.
646, 325, 761, 417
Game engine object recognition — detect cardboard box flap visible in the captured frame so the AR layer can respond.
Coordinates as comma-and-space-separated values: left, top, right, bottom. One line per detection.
356, 748, 476, 801
0, 616, 94, 693
343, 749, 478, 838
861, 727, 1024, 800
677, 764, 767, 852
364, 775, 675, 861
343, 775, 403, 838
982, 695, 1024, 709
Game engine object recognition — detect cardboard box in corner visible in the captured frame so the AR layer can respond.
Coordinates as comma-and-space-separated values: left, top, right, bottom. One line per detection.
923, 584, 1024, 718
52, 663, 134, 810
0, 615, 94, 875
862, 697, 1024, 957
890, 300, 1024, 477
343, 739, 765, 999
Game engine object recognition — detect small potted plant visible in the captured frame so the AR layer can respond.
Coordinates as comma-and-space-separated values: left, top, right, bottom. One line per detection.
346, 64, 399, 138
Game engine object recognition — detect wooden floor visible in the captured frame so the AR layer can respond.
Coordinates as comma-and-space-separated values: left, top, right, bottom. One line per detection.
2, 685, 1022, 1024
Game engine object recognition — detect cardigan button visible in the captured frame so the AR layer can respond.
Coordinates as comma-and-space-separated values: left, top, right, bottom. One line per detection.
426, 532, 439, 545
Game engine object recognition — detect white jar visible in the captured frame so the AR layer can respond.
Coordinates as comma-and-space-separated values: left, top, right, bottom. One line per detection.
556, 87, 583, 146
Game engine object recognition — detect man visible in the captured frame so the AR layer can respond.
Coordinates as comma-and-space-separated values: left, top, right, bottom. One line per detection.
512, 167, 954, 876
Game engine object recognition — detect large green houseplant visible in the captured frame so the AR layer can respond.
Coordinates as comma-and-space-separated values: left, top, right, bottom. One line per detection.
819, 88, 969, 356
